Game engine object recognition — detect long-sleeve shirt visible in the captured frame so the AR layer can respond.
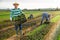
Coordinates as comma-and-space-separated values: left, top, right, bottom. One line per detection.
10, 8, 22, 21
42, 12, 49, 18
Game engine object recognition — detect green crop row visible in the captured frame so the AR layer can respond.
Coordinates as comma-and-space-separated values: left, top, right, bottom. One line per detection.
57, 35, 60, 40
0, 27, 15, 40
51, 15, 60, 22
0, 21, 13, 29
54, 25, 60, 40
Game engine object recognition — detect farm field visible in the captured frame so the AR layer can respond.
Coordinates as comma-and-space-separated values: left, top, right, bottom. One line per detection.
0, 10, 60, 29
0, 10, 60, 22
57, 35, 60, 40
0, 10, 60, 40
20, 15, 60, 40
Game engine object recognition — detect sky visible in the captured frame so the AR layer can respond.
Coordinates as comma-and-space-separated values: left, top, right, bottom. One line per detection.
0, 0, 60, 9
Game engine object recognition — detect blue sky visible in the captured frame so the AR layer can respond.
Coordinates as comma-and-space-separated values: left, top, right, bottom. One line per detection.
0, 0, 59, 9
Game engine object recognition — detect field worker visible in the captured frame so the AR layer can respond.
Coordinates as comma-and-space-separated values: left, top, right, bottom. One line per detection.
10, 2, 23, 36
30, 14, 33, 19
28, 14, 33, 19
40, 12, 50, 24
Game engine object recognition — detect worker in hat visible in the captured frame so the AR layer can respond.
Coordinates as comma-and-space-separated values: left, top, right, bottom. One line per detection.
10, 2, 23, 36
40, 12, 50, 24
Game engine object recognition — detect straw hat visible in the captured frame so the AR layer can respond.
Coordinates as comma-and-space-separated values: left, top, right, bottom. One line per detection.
13, 2, 19, 5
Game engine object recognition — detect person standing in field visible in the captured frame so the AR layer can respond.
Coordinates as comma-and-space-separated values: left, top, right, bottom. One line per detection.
10, 2, 23, 36
40, 12, 50, 24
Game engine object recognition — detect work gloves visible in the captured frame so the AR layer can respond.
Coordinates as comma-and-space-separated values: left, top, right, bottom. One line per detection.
10, 17, 12, 21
